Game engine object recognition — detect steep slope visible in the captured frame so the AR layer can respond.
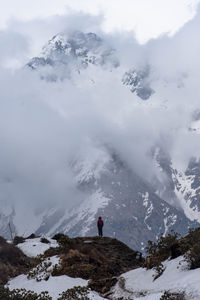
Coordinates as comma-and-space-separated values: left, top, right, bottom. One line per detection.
0, 30, 199, 253
35, 150, 198, 252
27, 31, 153, 101
122, 65, 154, 100
28, 31, 119, 81
152, 145, 200, 224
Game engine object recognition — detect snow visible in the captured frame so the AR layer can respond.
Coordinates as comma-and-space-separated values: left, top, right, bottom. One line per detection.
13, 205, 49, 238
172, 168, 200, 222
163, 214, 177, 237
142, 192, 153, 230
8, 273, 106, 300
7, 239, 107, 300
8, 274, 88, 300
113, 256, 200, 300
17, 237, 58, 257
73, 146, 110, 183
142, 192, 149, 208
26, 255, 61, 281
61, 189, 111, 236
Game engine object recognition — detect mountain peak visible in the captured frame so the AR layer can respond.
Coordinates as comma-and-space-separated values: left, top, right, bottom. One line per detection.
28, 31, 118, 76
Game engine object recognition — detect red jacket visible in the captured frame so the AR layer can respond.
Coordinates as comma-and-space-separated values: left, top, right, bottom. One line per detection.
97, 218, 104, 227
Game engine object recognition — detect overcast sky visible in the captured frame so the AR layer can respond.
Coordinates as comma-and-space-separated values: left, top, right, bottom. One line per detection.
1, 0, 200, 232
1, 0, 200, 43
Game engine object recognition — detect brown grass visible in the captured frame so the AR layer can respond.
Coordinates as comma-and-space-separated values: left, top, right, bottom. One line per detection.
0, 236, 33, 284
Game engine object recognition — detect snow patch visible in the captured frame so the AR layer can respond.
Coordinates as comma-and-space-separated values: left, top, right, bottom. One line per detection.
17, 237, 58, 257
63, 189, 111, 236
172, 168, 200, 222
142, 192, 153, 230
8, 274, 88, 300
112, 256, 200, 300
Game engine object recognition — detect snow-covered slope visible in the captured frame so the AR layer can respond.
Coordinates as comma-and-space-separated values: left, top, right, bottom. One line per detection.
27, 31, 154, 101
34, 150, 198, 252
0, 30, 200, 254
122, 65, 154, 100
0, 145, 198, 253
112, 256, 200, 299
5, 235, 200, 300
152, 144, 200, 226
28, 31, 119, 81
6, 235, 140, 300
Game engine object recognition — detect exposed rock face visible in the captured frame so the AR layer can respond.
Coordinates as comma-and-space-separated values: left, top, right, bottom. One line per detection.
152, 146, 200, 224
0, 31, 199, 254
28, 31, 154, 100
35, 151, 198, 253
122, 66, 154, 100
28, 31, 119, 80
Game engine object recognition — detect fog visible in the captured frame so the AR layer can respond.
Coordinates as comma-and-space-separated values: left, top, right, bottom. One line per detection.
1, 8, 200, 215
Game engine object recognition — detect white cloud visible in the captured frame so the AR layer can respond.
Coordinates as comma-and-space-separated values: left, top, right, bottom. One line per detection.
0, 0, 68, 28
0, 0, 200, 43
1, 3, 200, 223
63, 0, 200, 43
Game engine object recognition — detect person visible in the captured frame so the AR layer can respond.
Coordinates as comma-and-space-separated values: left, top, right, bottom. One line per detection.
97, 216, 104, 237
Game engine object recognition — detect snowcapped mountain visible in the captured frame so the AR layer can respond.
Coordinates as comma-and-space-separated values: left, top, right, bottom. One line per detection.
151, 142, 200, 226
33, 149, 197, 252
122, 65, 154, 100
27, 31, 154, 101
1, 146, 198, 253
1, 30, 200, 253
28, 31, 119, 81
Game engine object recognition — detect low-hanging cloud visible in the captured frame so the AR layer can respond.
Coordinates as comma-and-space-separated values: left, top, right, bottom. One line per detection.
1, 8, 200, 223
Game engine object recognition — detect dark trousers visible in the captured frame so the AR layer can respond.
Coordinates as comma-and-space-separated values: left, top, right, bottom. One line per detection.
98, 226, 103, 237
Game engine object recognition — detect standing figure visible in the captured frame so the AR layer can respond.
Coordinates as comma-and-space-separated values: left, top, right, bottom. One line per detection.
97, 216, 104, 237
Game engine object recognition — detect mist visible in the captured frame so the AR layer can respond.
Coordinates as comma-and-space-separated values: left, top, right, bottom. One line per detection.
1, 7, 200, 221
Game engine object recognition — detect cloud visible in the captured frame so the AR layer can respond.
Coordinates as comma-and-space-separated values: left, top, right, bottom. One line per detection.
1, 0, 199, 44
0, 30, 29, 68
1, 7, 200, 226
63, 0, 200, 43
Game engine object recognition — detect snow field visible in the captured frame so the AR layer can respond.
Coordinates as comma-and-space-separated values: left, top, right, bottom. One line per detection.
113, 256, 200, 300
8, 238, 107, 300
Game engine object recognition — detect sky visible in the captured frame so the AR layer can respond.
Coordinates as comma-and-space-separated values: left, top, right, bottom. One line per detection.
1, 0, 200, 232
1, 0, 200, 43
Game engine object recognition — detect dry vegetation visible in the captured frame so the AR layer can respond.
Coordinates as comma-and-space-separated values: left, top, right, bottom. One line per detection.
47, 235, 144, 294
145, 227, 200, 271
0, 237, 32, 284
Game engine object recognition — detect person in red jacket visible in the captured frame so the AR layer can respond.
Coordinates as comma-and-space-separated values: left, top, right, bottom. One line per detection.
97, 216, 104, 237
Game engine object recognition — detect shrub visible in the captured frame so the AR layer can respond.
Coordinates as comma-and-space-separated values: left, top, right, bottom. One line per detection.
184, 243, 200, 269
0, 286, 52, 300
153, 263, 165, 281
52, 233, 66, 242
57, 236, 75, 250
40, 238, 50, 244
0, 236, 7, 246
58, 286, 90, 300
0, 237, 32, 284
26, 234, 37, 239
27, 257, 52, 281
13, 236, 25, 245
145, 231, 180, 269
160, 290, 186, 300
